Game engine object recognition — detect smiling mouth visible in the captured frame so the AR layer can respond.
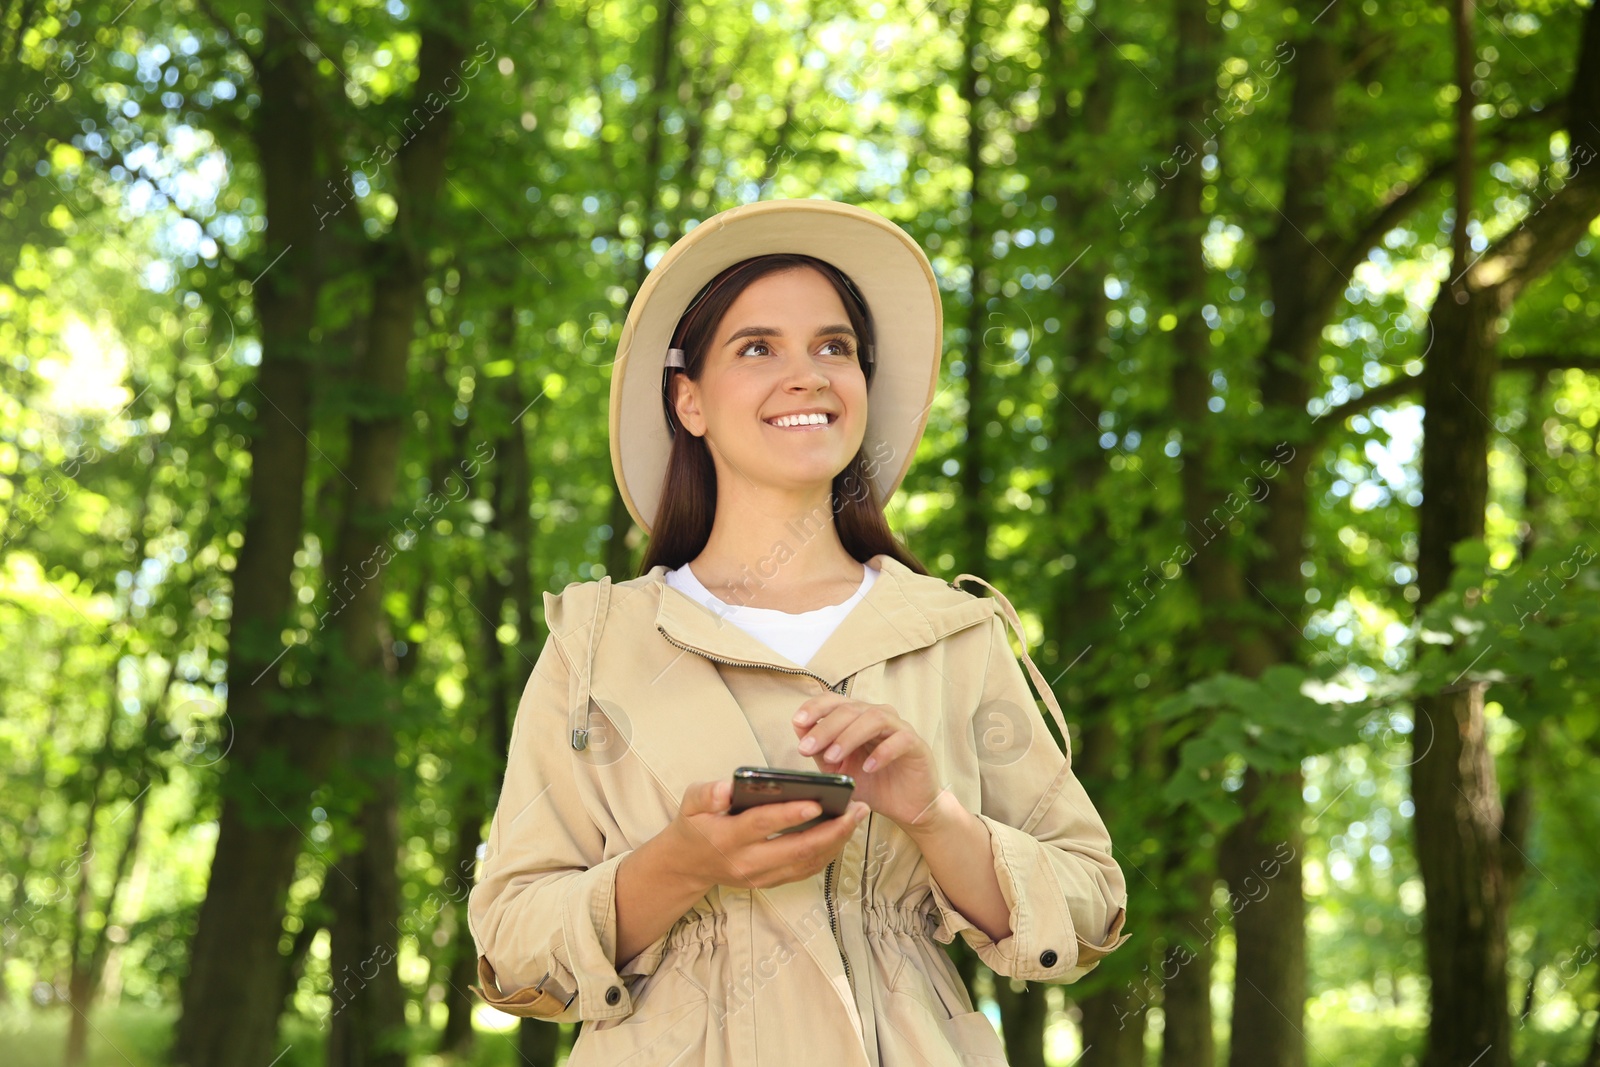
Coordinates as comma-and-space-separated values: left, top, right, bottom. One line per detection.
764, 413, 838, 430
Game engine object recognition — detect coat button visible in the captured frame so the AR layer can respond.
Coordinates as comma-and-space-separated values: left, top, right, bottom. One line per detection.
1040, 949, 1058, 968
605, 985, 622, 1005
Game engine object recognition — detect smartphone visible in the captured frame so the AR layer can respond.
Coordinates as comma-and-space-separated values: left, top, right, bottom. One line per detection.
729, 766, 855, 836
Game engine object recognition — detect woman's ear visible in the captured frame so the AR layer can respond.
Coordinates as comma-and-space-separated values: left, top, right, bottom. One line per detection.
673, 374, 706, 438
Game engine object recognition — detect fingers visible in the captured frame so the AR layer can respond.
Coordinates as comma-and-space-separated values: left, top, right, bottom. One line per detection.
680, 778, 732, 817
738, 798, 825, 837
683, 776, 872, 890
777, 800, 869, 843
860, 731, 909, 772
795, 703, 863, 757
791, 692, 852, 728
802, 707, 892, 764
745, 801, 870, 886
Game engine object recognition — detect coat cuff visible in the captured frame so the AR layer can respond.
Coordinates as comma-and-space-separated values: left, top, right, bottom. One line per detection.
925, 812, 1131, 982
473, 850, 673, 1020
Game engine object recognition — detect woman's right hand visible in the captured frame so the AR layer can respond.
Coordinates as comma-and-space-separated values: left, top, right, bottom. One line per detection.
665, 779, 869, 892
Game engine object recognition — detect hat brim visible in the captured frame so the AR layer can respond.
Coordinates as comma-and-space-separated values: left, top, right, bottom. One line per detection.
609, 199, 943, 537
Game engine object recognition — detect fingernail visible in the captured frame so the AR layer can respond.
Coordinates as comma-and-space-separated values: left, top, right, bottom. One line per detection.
825, 744, 842, 761
799, 737, 816, 754
852, 803, 868, 820
793, 711, 809, 725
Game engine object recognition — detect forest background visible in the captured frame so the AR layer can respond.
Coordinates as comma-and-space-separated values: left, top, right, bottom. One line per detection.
3, 0, 1600, 1065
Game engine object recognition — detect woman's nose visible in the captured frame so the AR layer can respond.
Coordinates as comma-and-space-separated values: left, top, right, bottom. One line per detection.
778, 349, 831, 387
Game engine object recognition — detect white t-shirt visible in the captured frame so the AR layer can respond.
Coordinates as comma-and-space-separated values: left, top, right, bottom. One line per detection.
664, 560, 879, 669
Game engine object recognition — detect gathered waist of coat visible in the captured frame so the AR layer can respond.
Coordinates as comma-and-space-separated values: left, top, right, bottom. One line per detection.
862, 902, 940, 940
663, 900, 938, 954
664, 908, 731, 952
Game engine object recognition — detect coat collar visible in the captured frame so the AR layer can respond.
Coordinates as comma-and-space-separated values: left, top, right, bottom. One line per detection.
646, 552, 994, 689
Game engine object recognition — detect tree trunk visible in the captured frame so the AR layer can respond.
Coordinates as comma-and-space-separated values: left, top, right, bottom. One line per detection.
1412, 263, 1511, 1066
1080, 981, 1150, 1067
324, 726, 407, 1067
1503, 376, 1544, 1038
1074, 708, 1149, 1067
1220, 769, 1305, 1067
958, 0, 991, 569
65, 776, 151, 1066
1154, 5, 1231, 1065
1032, 7, 1141, 1062
1412, 4, 1600, 1064
438, 467, 515, 1053
440, 297, 544, 1051
64, 669, 119, 1067
1159, 916, 1214, 1067
609, 0, 680, 579
519, 1017, 565, 1065
67, 533, 178, 1065
437, 808, 485, 1053
323, 11, 468, 1064
1210, 5, 1345, 1063
1158, 717, 1216, 1067
992, 979, 1049, 1067
173, 6, 328, 1062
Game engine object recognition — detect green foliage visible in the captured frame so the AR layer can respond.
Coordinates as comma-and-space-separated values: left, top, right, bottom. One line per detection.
1414, 536, 1600, 724
2, 0, 1598, 1062
1155, 665, 1364, 827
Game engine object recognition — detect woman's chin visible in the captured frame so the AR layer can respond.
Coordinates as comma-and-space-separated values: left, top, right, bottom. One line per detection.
744, 458, 854, 491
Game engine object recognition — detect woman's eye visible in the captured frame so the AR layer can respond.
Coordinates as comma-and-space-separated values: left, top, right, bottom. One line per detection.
737, 338, 855, 358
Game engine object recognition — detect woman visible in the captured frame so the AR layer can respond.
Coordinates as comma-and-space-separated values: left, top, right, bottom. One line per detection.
468, 199, 1129, 1066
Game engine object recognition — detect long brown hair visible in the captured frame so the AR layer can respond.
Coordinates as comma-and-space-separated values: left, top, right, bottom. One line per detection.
637, 253, 929, 578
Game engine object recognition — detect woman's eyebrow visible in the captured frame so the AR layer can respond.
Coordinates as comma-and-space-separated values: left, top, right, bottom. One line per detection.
721, 323, 857, 346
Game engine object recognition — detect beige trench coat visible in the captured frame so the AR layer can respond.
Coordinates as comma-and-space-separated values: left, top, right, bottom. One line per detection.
468, 553, 1131, 1066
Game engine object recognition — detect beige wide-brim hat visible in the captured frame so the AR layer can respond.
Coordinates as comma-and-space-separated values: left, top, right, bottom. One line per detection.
609, 198, 943, 536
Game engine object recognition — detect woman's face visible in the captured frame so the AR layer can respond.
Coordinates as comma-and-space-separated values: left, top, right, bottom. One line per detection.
673, 266, 868, 499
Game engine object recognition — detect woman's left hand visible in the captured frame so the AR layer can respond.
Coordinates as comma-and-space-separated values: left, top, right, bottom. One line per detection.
791, 694, 944, 832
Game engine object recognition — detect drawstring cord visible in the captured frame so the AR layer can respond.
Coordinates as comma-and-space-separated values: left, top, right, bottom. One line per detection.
569, 577, 613, 750
950, 573, 1075, 756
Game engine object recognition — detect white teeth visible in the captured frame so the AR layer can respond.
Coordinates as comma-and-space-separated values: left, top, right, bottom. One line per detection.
768, 413, 831, 428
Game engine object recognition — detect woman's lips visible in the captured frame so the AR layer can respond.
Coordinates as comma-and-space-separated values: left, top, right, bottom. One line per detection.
764, 415, 836, 431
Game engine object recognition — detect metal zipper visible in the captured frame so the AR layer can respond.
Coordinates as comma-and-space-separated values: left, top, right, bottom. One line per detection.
825, 856, 856, 1001
656, 624, 849, 690
656, 624, 859, 1001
